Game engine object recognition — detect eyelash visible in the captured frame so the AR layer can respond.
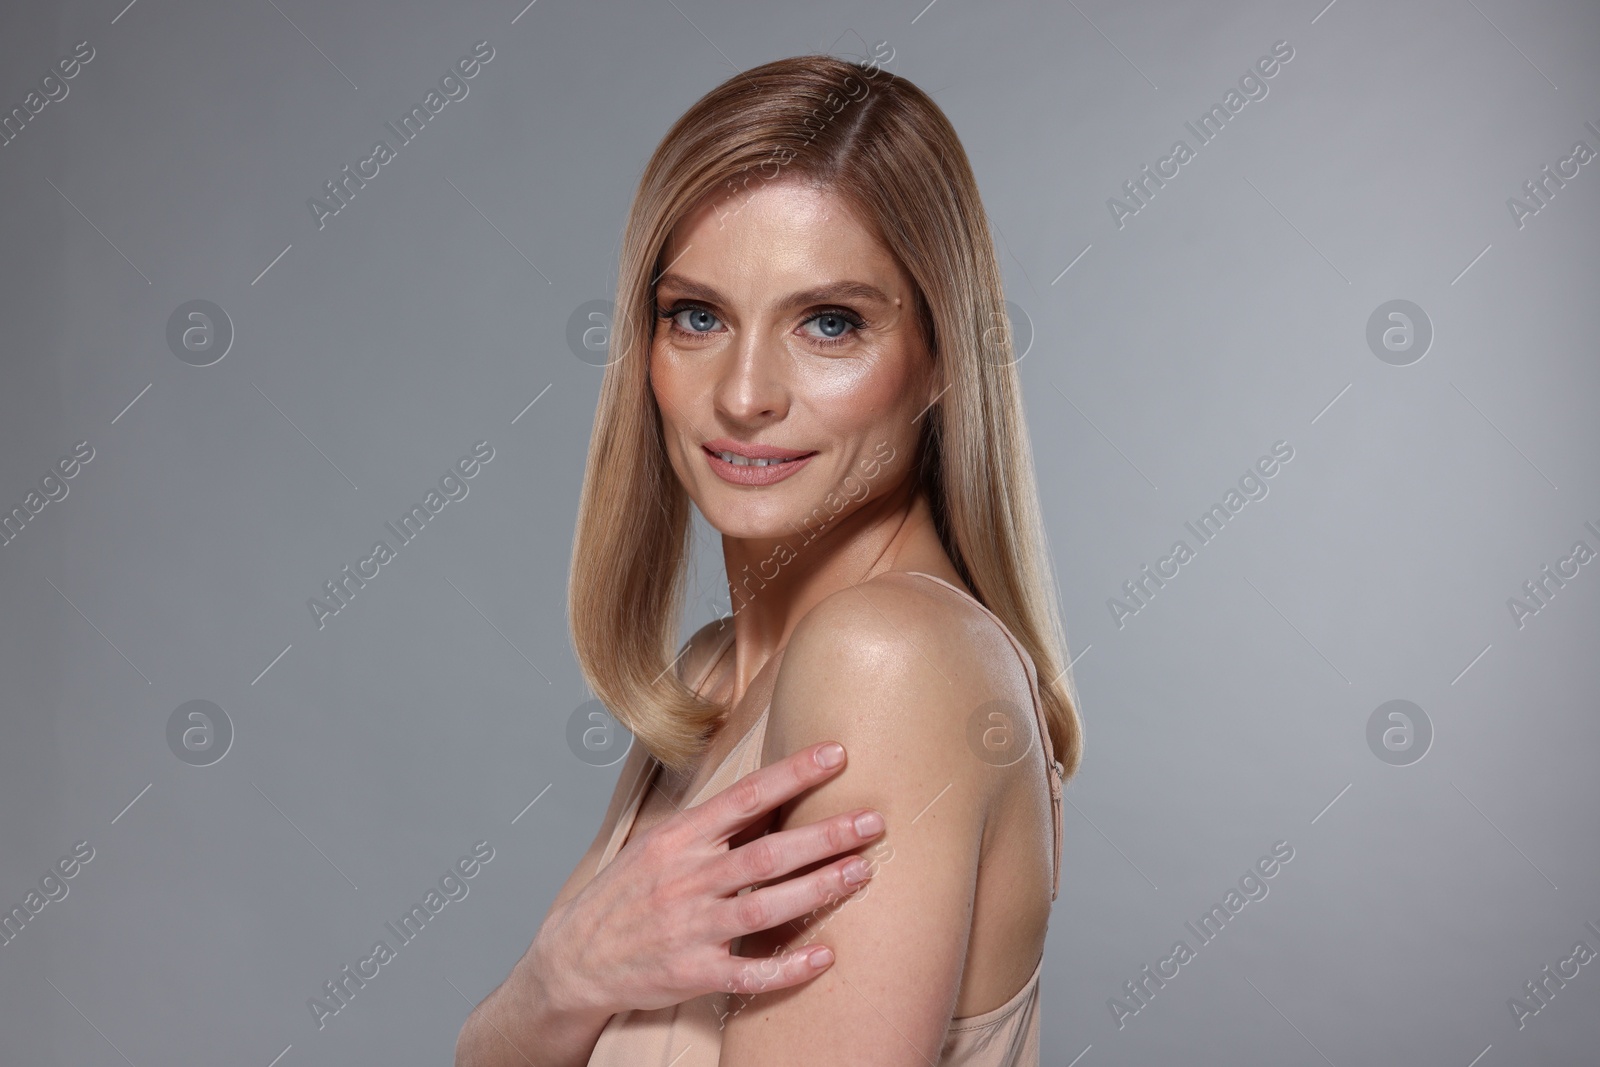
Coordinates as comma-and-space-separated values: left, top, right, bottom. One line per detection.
653, 301, 867, 349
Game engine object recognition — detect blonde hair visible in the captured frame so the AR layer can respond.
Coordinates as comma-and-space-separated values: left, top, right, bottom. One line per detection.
568, 52, 1083, 780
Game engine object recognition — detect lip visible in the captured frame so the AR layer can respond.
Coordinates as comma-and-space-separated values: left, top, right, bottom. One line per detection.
701, 440, 817, 486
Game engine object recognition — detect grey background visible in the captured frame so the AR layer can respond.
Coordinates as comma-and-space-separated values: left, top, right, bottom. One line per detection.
1, 0, 1596, 1064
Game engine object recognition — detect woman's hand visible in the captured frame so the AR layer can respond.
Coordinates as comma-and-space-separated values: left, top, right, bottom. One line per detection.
533, 740, 886, 1017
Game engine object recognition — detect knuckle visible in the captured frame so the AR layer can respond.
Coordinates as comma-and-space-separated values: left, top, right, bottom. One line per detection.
831, 863, 865, 900
732, 891, 770, 931
744, 836, 781, 879
727, 774, 764, 817
723, 958, 760, 995
731, 951, 784, 994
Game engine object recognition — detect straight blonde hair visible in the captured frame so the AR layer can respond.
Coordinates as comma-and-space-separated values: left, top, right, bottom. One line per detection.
569, 52, 1083, 780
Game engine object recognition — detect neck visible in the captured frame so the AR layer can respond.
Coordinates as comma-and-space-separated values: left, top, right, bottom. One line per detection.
717, 475, 952, 703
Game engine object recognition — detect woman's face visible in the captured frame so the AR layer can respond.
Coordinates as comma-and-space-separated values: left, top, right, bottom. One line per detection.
649, 179, 939, 541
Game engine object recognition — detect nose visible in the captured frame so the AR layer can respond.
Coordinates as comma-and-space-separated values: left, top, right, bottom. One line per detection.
712, 328, 789, 425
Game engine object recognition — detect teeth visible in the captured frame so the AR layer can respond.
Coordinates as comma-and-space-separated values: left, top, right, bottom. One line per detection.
716, 450, 792, 467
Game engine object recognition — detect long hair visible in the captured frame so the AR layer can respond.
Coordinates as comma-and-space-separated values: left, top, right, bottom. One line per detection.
569, 51, 1083, 780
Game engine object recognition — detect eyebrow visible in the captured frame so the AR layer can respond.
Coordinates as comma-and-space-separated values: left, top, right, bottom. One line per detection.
654, 272, 892, 309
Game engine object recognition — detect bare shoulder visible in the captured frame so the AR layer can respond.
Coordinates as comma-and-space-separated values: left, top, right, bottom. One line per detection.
784, 570, 1033, 719
767, 571, 1035, 786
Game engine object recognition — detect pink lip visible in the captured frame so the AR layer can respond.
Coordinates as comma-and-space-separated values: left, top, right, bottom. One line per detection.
702, 441, 816, 486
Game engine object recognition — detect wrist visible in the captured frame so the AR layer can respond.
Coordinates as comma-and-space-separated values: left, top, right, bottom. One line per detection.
523, 918, 610, 1024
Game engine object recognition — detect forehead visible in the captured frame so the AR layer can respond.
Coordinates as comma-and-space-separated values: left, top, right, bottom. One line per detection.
659, 179, 907, 302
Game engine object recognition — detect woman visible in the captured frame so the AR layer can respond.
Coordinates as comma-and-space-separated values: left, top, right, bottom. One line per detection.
456, 52, 1083, 1066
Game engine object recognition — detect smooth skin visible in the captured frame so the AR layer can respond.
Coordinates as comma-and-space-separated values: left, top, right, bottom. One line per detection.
456, 178, 1053, 1067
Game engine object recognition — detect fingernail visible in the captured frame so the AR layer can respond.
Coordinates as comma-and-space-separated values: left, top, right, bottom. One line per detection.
843, 858, 869, 885
854, 811, 884, 836
809, 946, 834, 968
816, 743, 844, 768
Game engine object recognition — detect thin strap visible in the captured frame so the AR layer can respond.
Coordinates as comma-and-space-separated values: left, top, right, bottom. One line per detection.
683, 623, 736, 695
900, 571, 1065, 902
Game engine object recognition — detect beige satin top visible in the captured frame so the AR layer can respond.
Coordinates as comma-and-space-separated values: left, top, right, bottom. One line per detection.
585, 571, 1065, 1066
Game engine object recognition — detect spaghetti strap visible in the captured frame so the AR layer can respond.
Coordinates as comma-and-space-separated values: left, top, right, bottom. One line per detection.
900, 571, 1066, 902
685, 623, 736, 695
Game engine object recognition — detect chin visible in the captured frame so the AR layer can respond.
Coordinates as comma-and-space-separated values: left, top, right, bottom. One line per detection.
697, 497, 802, 540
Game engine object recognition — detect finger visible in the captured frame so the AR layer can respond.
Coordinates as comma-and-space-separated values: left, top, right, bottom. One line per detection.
711, 853, 875, 942
714, 807, 885, 893
669, 741, 849, 848
716, 941, 838, 998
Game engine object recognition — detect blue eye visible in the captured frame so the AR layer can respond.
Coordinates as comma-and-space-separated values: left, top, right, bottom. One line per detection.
654, 302, 867, 348
806, 312, 851, 339
799, 308, 867, 348
656, 305, 722, 334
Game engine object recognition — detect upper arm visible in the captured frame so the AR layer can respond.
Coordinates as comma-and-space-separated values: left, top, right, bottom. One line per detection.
719, 580, 1013, 1066
540, 618, 731, 922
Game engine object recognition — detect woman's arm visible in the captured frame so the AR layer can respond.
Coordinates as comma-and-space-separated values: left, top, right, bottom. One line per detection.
452, 934, 617, 1067
719, 579, 1022, 1066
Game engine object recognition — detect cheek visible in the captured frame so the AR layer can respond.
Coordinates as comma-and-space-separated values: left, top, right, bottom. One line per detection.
649, 345, 700, 465
798, 350, 923, 434
649, 343, 690, 415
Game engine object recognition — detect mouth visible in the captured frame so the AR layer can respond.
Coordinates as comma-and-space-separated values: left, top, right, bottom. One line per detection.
703, 448, 811, 467
701, 439, 817, 485
701, 438, 816, 464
